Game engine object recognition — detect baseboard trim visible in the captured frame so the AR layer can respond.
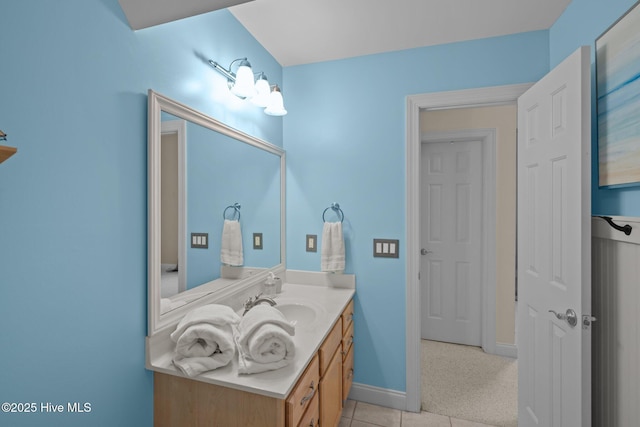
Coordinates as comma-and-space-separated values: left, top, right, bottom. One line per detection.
348, 382, 407, 411
495, 343, 517, 358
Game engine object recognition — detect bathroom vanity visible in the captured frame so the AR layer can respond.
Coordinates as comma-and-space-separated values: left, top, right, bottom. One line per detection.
148, 281, 355, 427
145, 90, 355, 426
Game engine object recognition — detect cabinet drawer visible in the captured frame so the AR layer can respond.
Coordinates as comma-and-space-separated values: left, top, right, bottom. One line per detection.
319, 319, 342, 376
287, 355, 319, 427
341, 300, 354, 335
342, 320, 354, 361
342, 344, 354, 402
296, 391, 319, 427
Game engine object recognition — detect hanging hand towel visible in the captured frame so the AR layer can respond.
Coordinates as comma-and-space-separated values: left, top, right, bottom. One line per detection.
221, 219, 243, 266
321, 221, 345, 273
170, 304, 240, 377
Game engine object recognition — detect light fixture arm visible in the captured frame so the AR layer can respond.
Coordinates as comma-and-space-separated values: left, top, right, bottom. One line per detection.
208, 60, 237, 83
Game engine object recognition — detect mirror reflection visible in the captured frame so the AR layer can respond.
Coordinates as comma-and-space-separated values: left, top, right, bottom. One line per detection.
148, 90, 285, 335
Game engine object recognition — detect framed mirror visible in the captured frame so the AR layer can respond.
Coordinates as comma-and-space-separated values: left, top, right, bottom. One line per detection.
148, 90, 285, 335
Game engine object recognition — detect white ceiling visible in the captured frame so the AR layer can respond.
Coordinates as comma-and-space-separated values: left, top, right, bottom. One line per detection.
118, 0, 255, 30
119, 0, 572, 67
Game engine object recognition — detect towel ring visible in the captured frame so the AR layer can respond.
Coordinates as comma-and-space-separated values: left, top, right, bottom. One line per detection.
322, 202, 344, 223
223, 203, 241, 221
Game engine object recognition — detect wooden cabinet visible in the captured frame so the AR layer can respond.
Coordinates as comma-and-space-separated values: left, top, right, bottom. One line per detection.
286, 355, 319, 426
154, 372, 285, 427
153, 298, 354, 427
318, 319, 343, 427
319, 320, 342, 375
296, 392, 319, 427
319, 347, 343, 427
340, 299, 354, 402
341, 299, 354, 335
342, 344, 354, 402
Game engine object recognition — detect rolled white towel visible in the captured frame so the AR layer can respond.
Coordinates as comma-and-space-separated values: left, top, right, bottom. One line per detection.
235, 305, 295, 374
170, 304, 240, 377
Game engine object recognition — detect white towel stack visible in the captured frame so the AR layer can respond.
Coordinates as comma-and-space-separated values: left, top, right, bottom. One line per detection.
221, 219, 243, 266
321, 221, 345, 273
234, 305, 296, 375
170, 304, 240, 377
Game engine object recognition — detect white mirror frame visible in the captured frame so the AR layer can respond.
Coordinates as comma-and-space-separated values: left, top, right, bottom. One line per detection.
147, 89, 286, 336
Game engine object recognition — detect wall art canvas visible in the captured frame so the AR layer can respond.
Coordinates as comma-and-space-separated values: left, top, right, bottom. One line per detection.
597, 0, 640, 188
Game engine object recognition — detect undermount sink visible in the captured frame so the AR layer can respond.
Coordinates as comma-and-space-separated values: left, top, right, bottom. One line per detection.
276, 303, 317, 327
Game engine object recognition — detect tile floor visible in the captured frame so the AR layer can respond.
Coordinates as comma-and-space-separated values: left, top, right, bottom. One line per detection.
339, 400, 499, 427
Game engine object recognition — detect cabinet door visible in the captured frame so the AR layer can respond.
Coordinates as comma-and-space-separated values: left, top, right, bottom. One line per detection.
341, 300, 354, 335
342, 320, 354, 361
319, 318, 342, 376
286, 356, 320, 427
342, 344, 354, 402
319, 347, 343, 427
296, 392, 319, 427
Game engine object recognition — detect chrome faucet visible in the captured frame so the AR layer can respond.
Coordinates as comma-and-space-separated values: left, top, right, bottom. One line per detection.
243, 293, 277, 315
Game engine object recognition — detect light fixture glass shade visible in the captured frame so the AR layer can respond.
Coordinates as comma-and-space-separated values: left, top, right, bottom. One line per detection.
230, 59, 256, 98
265, 86, 287, 116
251, 73, 271, 107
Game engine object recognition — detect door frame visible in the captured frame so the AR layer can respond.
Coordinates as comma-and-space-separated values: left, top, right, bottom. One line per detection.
162, 119, 187, 294
405, 83, 532, 412
421, 129, 495, 348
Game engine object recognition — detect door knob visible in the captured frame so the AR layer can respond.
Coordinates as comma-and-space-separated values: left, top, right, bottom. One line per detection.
549, 308, 578, 327
420, 248, 432, 255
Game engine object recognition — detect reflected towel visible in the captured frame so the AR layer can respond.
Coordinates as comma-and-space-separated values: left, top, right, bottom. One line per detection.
170, 304, 240, 377
221, 219, 243, 266
321, 221, 345, 273
235, 305, 295, 374
160, 298, 186, 314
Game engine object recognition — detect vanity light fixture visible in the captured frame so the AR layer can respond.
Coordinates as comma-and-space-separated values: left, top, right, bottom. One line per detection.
265, 85, 287, 116
0, 129, 6, 141
251, 72, 271, 108
208, 57, 287, 116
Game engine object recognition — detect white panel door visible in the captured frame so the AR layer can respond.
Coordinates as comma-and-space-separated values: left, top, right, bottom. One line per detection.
421, 140, 483, 346
517, 46, 591, 427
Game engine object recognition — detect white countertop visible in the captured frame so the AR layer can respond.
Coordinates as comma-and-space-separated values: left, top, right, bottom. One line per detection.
147, 281, 355, 399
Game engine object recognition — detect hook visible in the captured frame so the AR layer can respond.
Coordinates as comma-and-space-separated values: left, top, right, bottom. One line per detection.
598, 216, 632, 236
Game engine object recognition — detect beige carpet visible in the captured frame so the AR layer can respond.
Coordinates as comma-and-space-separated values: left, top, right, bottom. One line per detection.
422, 340, 518, 427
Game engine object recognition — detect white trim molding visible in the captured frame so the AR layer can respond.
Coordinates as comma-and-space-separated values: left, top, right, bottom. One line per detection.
495, 343, 518, 359
405, 83, 532, 412
348, 383, 407, 412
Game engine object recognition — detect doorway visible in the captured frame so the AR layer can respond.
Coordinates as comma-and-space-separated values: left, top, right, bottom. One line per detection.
405, 84, 532, 413
418, 108, 517, 426
161, 119, 187, 297
420, 132, 490, 347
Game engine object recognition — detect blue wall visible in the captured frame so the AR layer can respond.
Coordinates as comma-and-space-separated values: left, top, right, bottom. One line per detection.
283, 31, 550, 392
550, 0, 640, 216
0, 1, 282, 426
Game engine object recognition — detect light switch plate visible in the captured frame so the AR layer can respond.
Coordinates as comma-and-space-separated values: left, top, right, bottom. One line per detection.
373, 238, 399, 258
306, 234, 317, 252
253, 233, 263, 250
191, 233, 208, 249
